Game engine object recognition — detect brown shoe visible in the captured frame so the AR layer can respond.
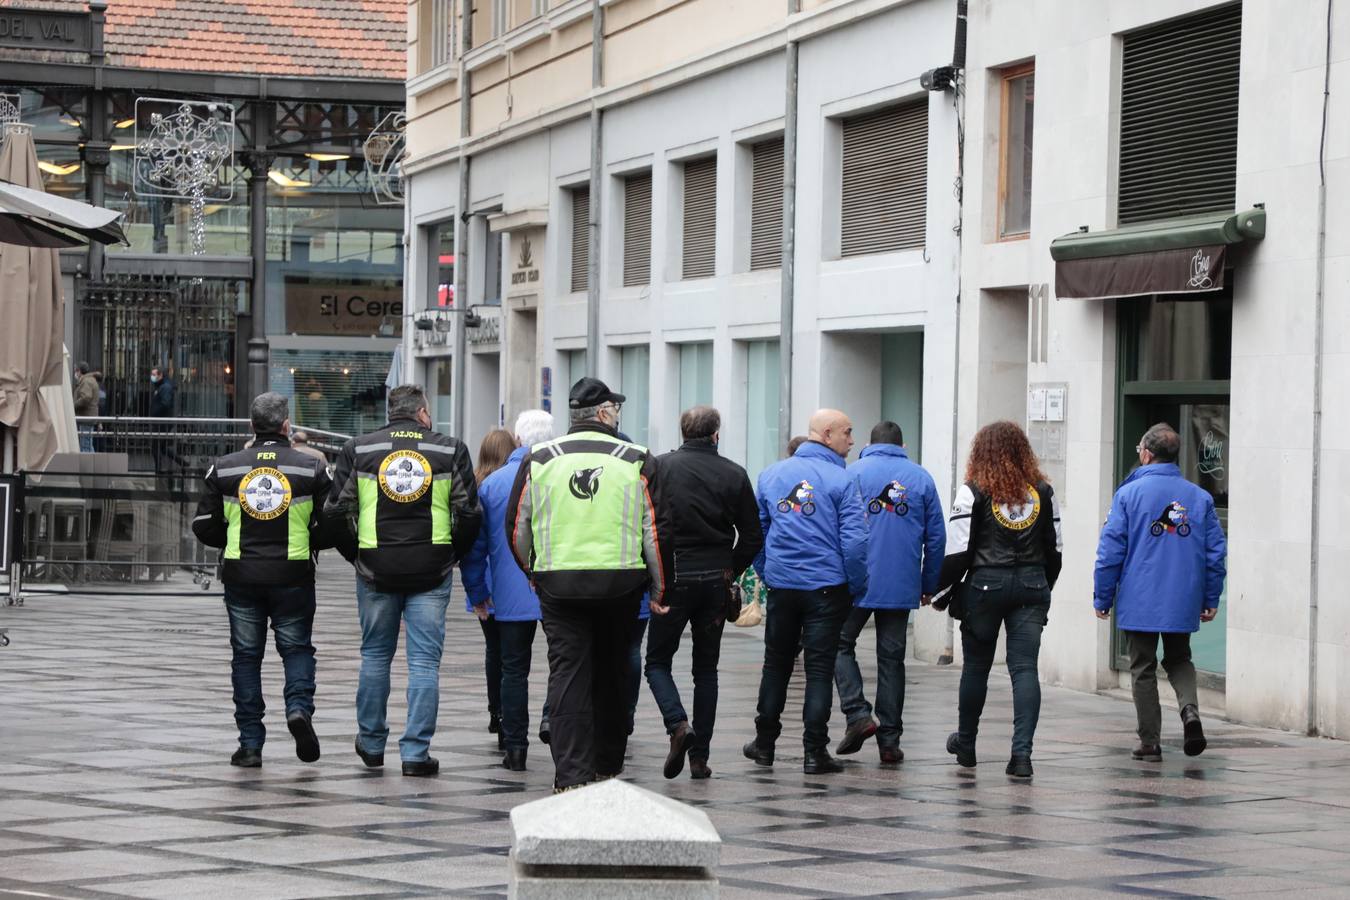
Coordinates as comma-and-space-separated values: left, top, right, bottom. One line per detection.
836, 717, 878, 755
879, 745, 904, 765
689, 758, 711, 780
664, 722, 695, 779
1132, 743, 1163, 762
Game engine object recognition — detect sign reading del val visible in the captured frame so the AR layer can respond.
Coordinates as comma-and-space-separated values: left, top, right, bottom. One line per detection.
285, 276, 403, 337
0, 9, 91, 51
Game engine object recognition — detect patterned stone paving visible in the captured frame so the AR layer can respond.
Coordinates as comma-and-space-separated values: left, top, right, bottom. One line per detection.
3, 556, 1350, 898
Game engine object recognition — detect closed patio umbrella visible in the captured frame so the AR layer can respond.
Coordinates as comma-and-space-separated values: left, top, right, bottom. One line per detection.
0, 177, 127, 247
0, 128, 69, 472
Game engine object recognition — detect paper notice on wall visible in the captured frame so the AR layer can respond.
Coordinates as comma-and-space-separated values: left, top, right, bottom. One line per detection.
1028, 388, 1048, 423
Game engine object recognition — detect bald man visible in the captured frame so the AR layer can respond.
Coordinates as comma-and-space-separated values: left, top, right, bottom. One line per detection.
744, 409, 869, 775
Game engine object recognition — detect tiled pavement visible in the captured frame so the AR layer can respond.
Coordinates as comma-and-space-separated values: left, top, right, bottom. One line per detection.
3, 558, 1350, 898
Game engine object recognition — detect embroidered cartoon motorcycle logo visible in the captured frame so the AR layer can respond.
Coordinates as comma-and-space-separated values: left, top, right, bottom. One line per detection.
1149, 501, 1191, 537
777, 480, 817, 516
238, 467, 292, 520
992, 485, 1041, 531
569, 466, 604, 501
867, 481, 909, 516
378, 450, 431, 502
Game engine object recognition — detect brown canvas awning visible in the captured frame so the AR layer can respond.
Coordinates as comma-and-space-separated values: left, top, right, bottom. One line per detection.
1051, 208, 1264, 300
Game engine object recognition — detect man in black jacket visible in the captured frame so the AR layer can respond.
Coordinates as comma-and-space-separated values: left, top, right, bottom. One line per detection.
326, 384, 481, 777
645, 405, 763, 780
193, 392, 332, 768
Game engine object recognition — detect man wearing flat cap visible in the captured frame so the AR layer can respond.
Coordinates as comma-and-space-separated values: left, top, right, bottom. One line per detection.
508, 377, 671, 791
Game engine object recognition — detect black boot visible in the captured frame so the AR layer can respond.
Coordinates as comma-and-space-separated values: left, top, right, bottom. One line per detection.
539, 719, 551, 745
355, 739, 384, 769
742, 738, 774, 767
946, 731, 976, 768
503, 748, 527, 771
286, 711, 320, 764
231, 746, 261, 768
1132, 743, 1162, 761
1181, 705, 1207, 757
803, 749, 844, 775
1006, 754, 1033, 778
402, 757, 440, 777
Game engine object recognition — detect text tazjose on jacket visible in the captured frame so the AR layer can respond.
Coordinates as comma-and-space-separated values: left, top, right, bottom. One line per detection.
848, 444, 946, 609
506, 420, 670, 607
192, 434, 334, 586
656, 437, 764, 581
753, 440, 869, 597
1093, 462, 1227, 633
937, 480, 1063, 596
73, 372, 99, 418
325, 417, 482, 594
461, 446, 540, 622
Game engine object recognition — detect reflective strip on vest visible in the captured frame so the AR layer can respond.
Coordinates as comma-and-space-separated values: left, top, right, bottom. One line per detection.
224, 501, 242, 560
528, 436, 645, 572
288, 499, 313, 561
357, 475, 379, 549
430, 478, 452, 545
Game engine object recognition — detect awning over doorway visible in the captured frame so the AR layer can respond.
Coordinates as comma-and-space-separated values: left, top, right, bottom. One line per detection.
1050, 207, 1265, 300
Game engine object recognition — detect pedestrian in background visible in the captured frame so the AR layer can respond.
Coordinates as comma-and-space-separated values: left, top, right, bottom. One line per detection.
508, 378, 670, 792
192, 393, 331, 768
327, 384, 481, 777
744, 409, 868, 775
73, 361, 99, 452
646, 406, 763, 780
937, 421, 1061, 779
462, 413, 554, 771
469, 427, 518, 747
834, 421, 945, 764
149, 365, 179, 472
1093, 423, 1225, 761
290, 431, 330, 468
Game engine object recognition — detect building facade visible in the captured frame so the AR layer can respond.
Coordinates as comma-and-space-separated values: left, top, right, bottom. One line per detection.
1, 1, 405, 437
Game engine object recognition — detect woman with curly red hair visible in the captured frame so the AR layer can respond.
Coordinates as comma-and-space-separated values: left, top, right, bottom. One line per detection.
935, 421, 1062, 778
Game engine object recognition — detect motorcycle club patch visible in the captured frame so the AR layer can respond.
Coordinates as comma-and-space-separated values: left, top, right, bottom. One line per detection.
379, 450, 432, 502
239, 467, 292, 520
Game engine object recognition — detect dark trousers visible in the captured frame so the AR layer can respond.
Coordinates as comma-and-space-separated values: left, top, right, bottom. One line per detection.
540, 591, 642, 789
627, 616, 648, 735
1125, 630, 1199, 745
835, 607, 910, 747
644, 580, 727, 761
222, 583, 317, 750
956, 566, 1050, 757
494, 620, 539, 751
754, 584, 852, 752
479, 616, 502, 718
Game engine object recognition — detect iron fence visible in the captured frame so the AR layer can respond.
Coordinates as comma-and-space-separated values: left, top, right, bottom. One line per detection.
74, 417, 350, 474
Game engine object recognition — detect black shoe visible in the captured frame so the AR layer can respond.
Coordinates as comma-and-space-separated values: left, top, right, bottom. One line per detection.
286, 711, 320, 763
689, 758, 711, 780
402, 757, 440, 777
742, 738, 774, 767
879, 745, 904, 765
1006, 754, 1033, 778
230, 746, 261, 768
488, 713, 500, 734
803, 749, 844, 775
946, 731, 976, 768
1132, 743, 1163, 762
1181, 705, 1207, 757
503, 748, 527, 771
664, 722, 695, 780
355, 739, 384, 769
539, 720, 551, 745
835, 717, 878, 755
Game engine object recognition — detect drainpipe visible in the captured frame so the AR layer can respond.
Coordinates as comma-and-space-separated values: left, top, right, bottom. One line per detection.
1306, 0, 1333, 736
778, 0, 800, 449
452, 0, 473, 438
585, 2, 604, 375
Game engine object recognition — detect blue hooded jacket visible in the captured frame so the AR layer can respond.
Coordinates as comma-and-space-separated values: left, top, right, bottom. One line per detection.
849, 444, 945, 609
754, 440, 869, 597
461, 447, 540, 622
1093, 463, 1226, 632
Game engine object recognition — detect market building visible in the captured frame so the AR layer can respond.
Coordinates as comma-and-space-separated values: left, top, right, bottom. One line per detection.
0, 0, 406, 436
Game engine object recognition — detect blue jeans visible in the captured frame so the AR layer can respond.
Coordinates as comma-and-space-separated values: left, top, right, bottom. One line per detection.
835, 606, 910, 747
754, 584, 852, 752
222, 584, 317, 750
355, 573, 452, 762
497, 619, 538, 751
956, 565, 1051, 757
644, 579, 727, 761
78, 426, 94, 453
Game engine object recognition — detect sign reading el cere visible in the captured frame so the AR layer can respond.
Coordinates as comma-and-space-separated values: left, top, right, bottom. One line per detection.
285, 277, 403, 337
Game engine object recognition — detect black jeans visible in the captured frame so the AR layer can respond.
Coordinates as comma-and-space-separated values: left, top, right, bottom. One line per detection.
957, 566, 1050, 757
479, 616, 502, 719
540, 591, 641, 788
627, 616, 648, 735
644, 579, 727, 761
222, 583, 317, 750
835, 607, 910, 747
754, 584, 852, 752
496, 620, 538, 751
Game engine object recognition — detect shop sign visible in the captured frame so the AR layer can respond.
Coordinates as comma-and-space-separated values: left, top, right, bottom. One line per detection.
0, 10, 91, 52
507, 229, 543, 297
285, 278, 403, 337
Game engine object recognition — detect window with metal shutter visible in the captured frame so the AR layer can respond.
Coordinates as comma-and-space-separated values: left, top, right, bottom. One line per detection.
570, 186, 589, 293
841, 101, 928, 256
623, 172, 652, 287
1118, 3, 1241, 224
682, 157, 717, 279
750, 138, 784, 270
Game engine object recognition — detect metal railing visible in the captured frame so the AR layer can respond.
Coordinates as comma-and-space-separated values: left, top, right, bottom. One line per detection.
74, 417, 351, 474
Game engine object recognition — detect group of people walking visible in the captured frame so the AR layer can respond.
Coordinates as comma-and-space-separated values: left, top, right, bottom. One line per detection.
192, 377, 1226, 791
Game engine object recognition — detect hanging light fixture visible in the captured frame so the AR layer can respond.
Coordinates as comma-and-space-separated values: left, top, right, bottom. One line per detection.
268, 170, 311, 188
38, 160, 81, 176
305, 152, 350, 162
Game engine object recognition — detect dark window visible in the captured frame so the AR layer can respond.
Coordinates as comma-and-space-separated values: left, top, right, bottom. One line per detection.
623, 172, 652, 287
1118, 3, 1242, 224
570, 186, 589, 293
750, 137, 784, 270
841, 100, 928, 256
682, 157, 717, 279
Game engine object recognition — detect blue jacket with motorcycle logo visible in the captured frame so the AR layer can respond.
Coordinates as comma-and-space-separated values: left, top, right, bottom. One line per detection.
849, 444, 945, 609
754, 440, 869, 597
1093, 462, 1227, 632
